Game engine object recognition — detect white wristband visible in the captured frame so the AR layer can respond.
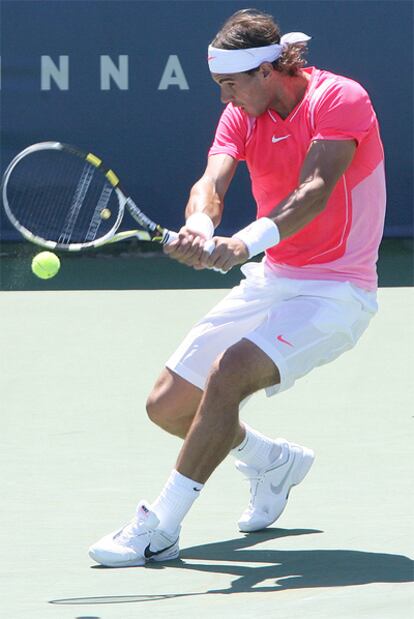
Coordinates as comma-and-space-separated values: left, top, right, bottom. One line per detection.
232, 217, 280, 258
185, 212, 214, 240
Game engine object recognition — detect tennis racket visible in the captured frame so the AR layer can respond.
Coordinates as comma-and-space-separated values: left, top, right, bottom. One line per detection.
1, 141, 212, 253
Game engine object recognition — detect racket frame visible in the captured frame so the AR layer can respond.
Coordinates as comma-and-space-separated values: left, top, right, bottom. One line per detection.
1, 141, 176, 251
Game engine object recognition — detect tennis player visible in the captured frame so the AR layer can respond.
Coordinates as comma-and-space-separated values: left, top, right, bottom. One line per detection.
89, 9, 386, 566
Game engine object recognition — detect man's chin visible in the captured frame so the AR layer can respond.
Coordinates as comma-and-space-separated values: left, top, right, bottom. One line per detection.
236, 105, 264, 117
243, 106, 266, 117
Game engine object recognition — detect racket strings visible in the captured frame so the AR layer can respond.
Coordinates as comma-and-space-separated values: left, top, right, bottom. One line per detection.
20, 156, 59, 234
58, 161, 94, 243
85, 183, 114, 241
5, 149, 120, 246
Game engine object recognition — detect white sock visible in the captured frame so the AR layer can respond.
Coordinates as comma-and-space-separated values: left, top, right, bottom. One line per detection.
230, 423, 285, 470
151, 469, 203, 536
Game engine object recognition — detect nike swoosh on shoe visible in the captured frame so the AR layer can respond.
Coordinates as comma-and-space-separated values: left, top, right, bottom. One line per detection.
269, 456, 297, 495
143, 539, 178, 559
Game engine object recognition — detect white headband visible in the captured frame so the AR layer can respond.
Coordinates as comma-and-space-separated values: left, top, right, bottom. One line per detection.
208, 32, 311, 74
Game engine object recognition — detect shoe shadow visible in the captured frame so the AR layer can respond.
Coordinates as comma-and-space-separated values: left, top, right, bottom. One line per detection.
175, 527, 413, 592
50, 528, 413, 606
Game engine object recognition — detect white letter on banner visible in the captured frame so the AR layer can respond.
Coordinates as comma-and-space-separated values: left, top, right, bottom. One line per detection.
158, 55, 189, 90
41, 56, 69, 90
101, 55, 129, 90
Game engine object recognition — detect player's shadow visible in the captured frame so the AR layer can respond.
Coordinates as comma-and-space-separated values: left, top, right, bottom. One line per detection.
174, 527, 414, 592
50, 528, 413, 606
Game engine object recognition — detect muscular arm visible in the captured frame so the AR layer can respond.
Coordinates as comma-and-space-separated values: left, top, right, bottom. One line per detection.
206, 139, 357, 271
269, 139, 356, 239
164, 154, 238, 266
185, 154, 238, 226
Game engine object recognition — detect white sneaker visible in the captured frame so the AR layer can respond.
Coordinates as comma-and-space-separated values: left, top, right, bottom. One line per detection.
88, 501, 180, 567
236, 440, 315, 532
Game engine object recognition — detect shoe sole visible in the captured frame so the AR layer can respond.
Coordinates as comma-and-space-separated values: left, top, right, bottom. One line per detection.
88, 546, 180, 568
239, 447, 315, 533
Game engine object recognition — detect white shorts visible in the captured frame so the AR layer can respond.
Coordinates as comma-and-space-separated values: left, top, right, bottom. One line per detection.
166, 260, 378, 397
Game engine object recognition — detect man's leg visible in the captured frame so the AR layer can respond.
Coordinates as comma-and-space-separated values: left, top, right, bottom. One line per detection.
175, 338, 279, 482
146, 368, 248, 448
145, 359, 301, 536
146, 369, 202, 439
89, 339, 280, 567
151, 337, 313, 537
147, 339, 281, 542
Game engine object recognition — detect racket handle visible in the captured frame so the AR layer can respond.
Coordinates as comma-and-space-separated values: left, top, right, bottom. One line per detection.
164, 229, 179, 244
163, 230, 226, 274
203, 239, 215, 255
203, 239, 227, 274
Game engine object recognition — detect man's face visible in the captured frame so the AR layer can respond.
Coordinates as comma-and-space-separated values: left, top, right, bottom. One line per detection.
211, 67, 272, 117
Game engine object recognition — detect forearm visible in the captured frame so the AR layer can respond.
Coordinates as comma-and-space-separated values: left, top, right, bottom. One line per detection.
268, 139, 356, 240
232, 177, 329, 261
185, 176, 224, 228
204, 140, 355, 271
269, 177, 328, 240
164, 154, 237, 268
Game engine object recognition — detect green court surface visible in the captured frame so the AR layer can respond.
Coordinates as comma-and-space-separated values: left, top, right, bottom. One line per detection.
0, 285, 413, 619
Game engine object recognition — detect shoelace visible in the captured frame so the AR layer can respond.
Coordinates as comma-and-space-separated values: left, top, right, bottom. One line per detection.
116, 517, 152, 543
243, 473, 265, 508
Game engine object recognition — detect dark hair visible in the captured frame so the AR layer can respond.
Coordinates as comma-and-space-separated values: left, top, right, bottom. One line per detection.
211, 9, 308, 76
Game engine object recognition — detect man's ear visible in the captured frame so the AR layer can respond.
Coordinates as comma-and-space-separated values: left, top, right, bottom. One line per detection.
259, 62, 273, 79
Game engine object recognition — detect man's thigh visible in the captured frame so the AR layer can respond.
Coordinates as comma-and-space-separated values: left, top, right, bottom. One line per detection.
245, 293, 373, 396
166, 267, 277, 391
205, 338, 281, 402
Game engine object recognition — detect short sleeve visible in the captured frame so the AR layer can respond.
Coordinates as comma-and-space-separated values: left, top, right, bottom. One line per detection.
208, 104, 249, 160
312, 78, 376, 144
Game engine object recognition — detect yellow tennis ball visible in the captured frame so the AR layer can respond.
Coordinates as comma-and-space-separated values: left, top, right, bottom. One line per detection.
31, 251, 61, 280
100, 208, 111, 220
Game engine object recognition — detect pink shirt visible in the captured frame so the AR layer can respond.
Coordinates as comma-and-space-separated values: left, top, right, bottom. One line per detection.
209, 67, 386, 290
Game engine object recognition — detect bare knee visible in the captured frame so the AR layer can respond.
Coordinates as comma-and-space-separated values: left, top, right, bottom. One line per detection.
206, 339, 280, 404
146, 386, 179, 429
146, 390, 168, 427
146, 369, 202, 436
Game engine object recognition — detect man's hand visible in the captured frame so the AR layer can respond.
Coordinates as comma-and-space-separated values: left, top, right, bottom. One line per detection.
163, 226, 211, 269
197, 236, 249, 272
164, 230, 249, 272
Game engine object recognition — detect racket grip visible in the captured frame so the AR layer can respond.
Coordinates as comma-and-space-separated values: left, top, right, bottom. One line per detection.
164, 230, 179, 244
203, 239, 215, 255
163, 230, 226, 274
165, 231, 215, 253
203, 239, 227, 274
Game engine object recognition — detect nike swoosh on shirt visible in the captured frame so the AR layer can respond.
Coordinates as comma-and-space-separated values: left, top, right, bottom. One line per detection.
270, 456, 297, 495
272, 135, 290, 144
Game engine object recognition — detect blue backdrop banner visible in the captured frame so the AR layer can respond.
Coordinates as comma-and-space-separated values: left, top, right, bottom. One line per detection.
1, 0, 412, 240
